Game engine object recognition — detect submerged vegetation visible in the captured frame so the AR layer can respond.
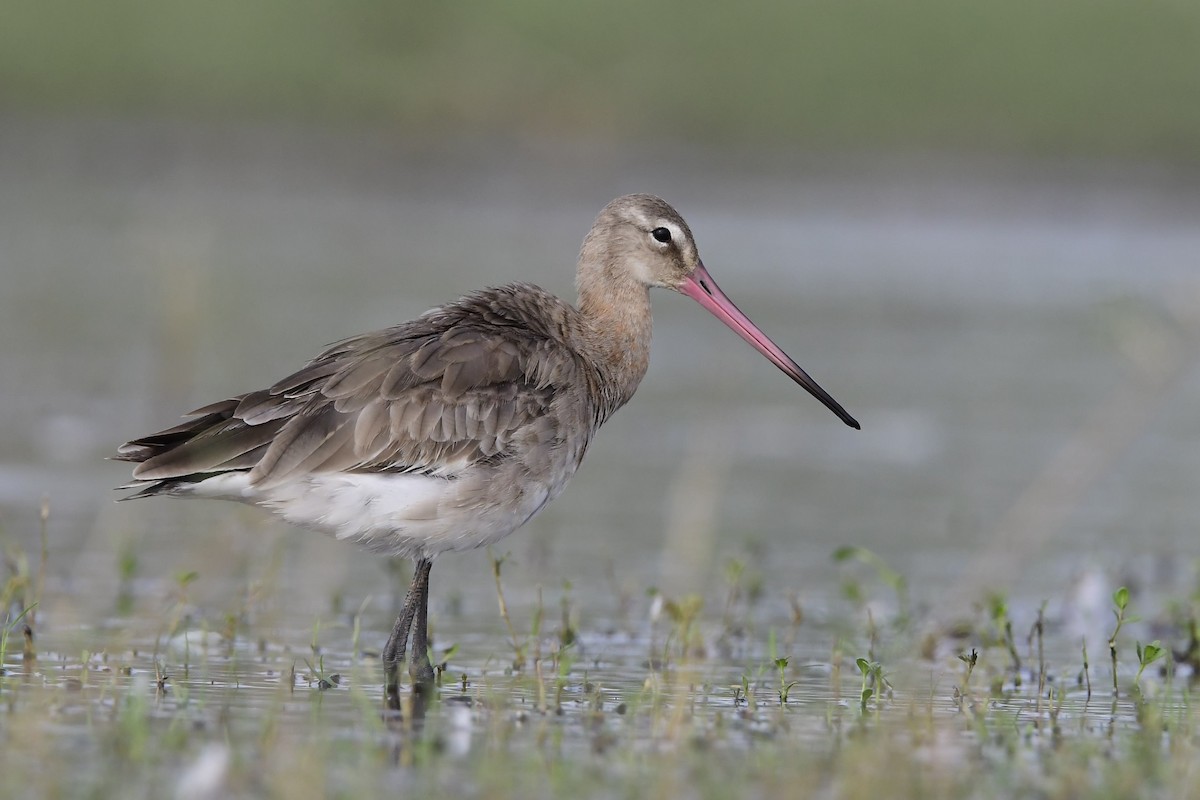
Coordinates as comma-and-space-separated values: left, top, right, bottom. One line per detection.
2, 526, 1199, 800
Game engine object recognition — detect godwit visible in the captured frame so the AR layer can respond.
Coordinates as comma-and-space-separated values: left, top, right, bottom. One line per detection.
116, 194, 858, 698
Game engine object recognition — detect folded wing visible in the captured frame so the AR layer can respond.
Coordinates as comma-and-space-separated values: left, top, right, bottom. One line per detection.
116, 290, 587, 496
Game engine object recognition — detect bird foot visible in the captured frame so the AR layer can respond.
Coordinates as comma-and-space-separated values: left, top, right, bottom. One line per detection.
383, 659, 404, 710
409, 656, 436, 689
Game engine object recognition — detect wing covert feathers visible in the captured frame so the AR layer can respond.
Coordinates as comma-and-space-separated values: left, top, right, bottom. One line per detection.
116, 285, 592, 495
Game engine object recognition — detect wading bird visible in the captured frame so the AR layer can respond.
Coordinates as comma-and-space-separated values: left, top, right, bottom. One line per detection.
116, 194, 859, 702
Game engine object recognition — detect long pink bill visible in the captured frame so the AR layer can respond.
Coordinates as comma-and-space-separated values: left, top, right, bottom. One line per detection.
679, 263, 860, 430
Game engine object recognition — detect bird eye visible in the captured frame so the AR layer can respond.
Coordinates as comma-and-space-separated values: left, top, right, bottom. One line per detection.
651, 227, 672, 244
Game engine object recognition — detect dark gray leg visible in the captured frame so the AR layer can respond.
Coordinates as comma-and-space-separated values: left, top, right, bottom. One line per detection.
382, 558, 431, 704
408, 559, 436, 687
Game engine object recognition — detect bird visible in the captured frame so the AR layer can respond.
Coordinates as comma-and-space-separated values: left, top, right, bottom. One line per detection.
115, 193, 859, 702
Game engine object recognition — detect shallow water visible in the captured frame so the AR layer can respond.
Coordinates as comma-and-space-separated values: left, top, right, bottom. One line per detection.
1, 119, 1199, 796
4, 587, 1192, 799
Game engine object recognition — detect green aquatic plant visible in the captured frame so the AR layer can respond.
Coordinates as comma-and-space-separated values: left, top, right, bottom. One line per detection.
0, 603, 35, 674
987, 592, 1021, 675
733, 673, 750, 707
553, 643, 576, 712
958, 648, 978, 693
305, 618, 340, 690
774, 657, 798, 705
1, 544, 32, 621
303, 655, 340, 691
1080, 639, 1092, 699
1109, 586, 1137, 695
489, 549, 526, 670
558, 580, 577, 649
1133, 641, 1165, 690
856, 657, 890, 711
1031, 602, 1047, 713
663, 593, 704, 666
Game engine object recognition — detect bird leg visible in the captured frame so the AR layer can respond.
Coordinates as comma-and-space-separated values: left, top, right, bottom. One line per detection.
407, 559, 436, 688
382, 557, 432, 702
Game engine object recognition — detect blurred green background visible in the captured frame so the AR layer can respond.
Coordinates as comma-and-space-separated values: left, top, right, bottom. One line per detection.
3, 0, 1199, 159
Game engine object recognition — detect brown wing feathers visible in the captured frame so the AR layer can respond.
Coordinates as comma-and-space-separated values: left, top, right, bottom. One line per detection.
116, 288, 585, 495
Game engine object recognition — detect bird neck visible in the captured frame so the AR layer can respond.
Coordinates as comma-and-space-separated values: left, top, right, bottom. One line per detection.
576, 269, 653, 418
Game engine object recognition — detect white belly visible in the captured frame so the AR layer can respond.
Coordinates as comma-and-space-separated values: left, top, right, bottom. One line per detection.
179, 468, 565, 559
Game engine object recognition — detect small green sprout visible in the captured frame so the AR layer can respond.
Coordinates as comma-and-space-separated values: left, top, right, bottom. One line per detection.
987, 593, 1021, 674
958, 648, 978, 693
733, 673, 750, 706
303, 656, 340, 690
1133, 640, 1165, 689
856, 657, 890, 711
775, 657, 798, 705
1108, 586, 1140, 695
0, 603, 36, 672
1080, 639, 1092, 699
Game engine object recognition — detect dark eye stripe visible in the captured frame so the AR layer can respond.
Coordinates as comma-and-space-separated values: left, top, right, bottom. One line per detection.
651, 227, 672, 243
